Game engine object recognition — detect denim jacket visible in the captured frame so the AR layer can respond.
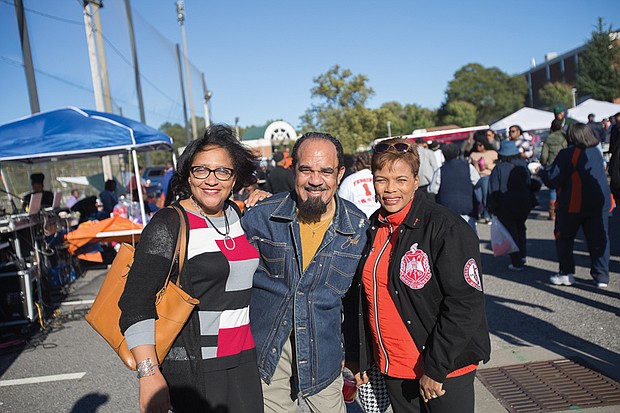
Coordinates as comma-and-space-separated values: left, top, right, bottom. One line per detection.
242, 191, 368, 397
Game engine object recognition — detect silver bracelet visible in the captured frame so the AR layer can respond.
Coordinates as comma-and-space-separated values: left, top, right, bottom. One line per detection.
136, 358, 159, 379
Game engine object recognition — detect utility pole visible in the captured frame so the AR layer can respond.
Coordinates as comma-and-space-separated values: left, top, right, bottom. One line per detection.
91, 2, 113, 113
83, 0, 113, 180
176, 44, 191, 146
176, 1, 198, 140
124, 0, 151, 166
201, 72, 212, 128
14, 0, 40, 114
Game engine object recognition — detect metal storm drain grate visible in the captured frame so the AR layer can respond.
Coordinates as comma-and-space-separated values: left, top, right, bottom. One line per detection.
477, 359, 620, 413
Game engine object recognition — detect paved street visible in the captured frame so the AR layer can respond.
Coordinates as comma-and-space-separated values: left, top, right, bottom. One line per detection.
1, 191, 619, 413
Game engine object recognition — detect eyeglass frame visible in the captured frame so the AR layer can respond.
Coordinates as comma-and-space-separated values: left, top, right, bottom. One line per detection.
189, 165, 235, 181
373, 142, 414, 153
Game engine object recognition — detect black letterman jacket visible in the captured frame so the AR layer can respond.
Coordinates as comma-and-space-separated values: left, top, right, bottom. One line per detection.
344, 190, 491, 383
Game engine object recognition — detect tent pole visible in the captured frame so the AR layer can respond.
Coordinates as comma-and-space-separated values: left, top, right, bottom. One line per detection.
131, 150, 147, 226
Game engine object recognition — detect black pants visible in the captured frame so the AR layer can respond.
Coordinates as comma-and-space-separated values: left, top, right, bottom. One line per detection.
163, 359, 264, 413
384, 370, 476, 413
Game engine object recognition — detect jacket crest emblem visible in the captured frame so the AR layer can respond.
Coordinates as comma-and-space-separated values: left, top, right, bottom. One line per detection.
463, 258, 482, 291
399, 243, 432, 289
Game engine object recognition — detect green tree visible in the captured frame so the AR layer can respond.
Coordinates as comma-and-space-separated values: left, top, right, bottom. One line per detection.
441, 101, 477, 127
538, 82, 574, 110
300, 65, 379, 152
375, 102, 437, 137
442, 63, 528, 124
577, 18, 620, 102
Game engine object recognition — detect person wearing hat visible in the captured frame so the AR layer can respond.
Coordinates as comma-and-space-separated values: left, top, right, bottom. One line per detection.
488, 140, 536, 271
265, 151, 294, 194
428, 140, 445, 166
22, 172, 54, 211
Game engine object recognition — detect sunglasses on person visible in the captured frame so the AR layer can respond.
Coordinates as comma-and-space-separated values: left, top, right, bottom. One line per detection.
190, 166, 234, 181
509, 129, 519, 134
373, 142, 412, 153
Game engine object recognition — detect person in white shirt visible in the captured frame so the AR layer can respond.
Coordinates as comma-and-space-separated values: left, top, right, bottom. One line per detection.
338, 152, 380, 218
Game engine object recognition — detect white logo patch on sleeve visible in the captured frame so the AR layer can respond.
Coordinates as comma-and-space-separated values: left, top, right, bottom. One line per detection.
463, 258, 482, 291
400, 243, 432, 289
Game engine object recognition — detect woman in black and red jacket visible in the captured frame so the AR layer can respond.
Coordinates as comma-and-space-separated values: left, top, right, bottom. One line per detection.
344, 138, 491, 413
539, 123, 612, 288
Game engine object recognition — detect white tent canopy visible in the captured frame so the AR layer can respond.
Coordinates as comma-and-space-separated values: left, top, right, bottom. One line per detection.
491, 107, 554, 132
567, 98, 620, 123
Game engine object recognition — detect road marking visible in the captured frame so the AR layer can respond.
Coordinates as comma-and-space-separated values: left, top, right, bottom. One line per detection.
0, 372, 86, 387
61, 299, 94, 306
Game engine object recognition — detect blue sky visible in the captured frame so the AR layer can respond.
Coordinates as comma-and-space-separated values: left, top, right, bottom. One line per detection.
0, 0, 617, 132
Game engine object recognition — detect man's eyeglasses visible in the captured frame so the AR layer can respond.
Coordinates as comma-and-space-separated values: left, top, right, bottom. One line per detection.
509, 129, 519, 134
190, 166, 234, 181
374, 142, 412, 153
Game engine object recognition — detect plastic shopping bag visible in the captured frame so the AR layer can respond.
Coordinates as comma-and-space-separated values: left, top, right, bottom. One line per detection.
490, 216, 519, 256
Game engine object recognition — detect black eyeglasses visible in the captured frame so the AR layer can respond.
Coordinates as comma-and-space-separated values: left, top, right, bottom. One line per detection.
509, 129, 519, 134
190, 166, 234, 181
374, 142, 413, 153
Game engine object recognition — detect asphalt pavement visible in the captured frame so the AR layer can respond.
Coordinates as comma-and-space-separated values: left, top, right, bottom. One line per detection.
0, 191, 618, 413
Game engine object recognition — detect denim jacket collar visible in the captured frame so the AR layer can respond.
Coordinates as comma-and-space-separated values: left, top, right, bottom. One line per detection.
270, 191, 360, 236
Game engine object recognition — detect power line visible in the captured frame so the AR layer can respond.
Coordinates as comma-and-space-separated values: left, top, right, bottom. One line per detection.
3, 2, 200, 123
0, 55, 181, 124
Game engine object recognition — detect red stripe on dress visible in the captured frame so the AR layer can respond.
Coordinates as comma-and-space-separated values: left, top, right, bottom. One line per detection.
216, 324, 255, 357
216, 235, 259, 261
187, 211, 209, 229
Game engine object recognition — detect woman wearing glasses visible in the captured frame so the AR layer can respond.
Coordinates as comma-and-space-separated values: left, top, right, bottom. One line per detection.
119, 125, 264, 413
507, 125, 534, 160
345, 138, 490, 413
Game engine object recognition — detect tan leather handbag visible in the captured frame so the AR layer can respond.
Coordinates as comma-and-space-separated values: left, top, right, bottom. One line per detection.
85, 205, 199, 370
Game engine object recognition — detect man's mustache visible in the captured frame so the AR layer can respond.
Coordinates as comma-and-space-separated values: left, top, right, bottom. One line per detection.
304, 186, 328, 192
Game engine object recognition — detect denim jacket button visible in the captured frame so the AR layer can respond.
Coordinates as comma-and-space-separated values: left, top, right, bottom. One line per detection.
272, 348, 277, 353
283, 320, 287, 325
395, 290, 399, 295
406, 320, 411, 324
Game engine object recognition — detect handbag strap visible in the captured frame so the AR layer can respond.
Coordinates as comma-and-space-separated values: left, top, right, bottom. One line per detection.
160, 204, 188, 289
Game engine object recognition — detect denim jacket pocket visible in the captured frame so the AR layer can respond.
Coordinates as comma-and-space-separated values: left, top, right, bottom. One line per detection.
326, 251, 361, 294
253, 236, 287, 279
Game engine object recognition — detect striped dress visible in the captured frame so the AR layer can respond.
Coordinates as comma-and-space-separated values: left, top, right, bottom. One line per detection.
185, 208, 259, 370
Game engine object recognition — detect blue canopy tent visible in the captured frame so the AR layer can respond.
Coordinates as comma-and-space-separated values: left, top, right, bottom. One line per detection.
0, 107, 174, 223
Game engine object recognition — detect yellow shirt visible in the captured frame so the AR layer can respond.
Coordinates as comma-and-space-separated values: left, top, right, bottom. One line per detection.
298, 210, 334, 271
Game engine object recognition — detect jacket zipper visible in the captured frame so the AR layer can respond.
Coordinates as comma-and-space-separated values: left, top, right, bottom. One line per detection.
372, 222, 392, 375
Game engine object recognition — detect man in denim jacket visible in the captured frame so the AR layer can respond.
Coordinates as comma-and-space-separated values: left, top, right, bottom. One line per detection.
242, 132, 369, 413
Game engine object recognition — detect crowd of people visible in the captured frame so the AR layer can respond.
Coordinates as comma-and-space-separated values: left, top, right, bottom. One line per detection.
21, 111, 616, 412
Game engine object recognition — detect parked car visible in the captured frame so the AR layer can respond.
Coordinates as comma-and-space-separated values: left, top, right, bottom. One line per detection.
142, 166, 166, 196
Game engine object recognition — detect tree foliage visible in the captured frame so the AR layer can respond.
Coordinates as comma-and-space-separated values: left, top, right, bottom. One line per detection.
300, 65, 379, 152
538, 82, 574, 110
375, 102, 437, 137
577, 18, 620, 102
442, 63, 528, 124
441, 101, 477, 127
